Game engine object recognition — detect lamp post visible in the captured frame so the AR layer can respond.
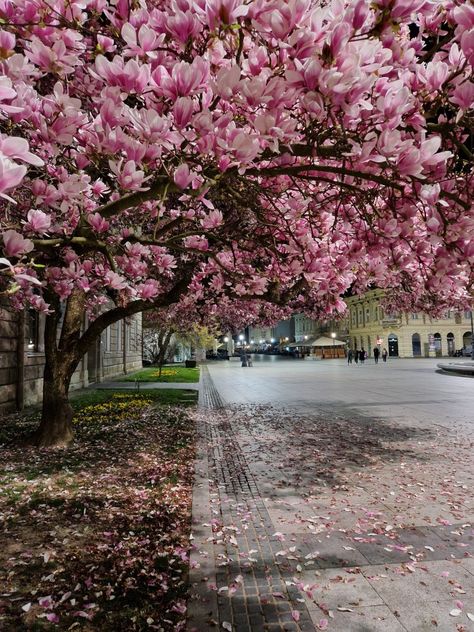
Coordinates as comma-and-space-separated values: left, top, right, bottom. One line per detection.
331, 332, 336, 358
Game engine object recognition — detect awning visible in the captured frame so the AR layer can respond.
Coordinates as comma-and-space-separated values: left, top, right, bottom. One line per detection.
288, 339, 316, 347
310, 336, 346, 347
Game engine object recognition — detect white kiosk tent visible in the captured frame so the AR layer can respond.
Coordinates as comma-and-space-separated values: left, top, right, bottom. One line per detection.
310, 336, 346, 358
288, 336, 346, 358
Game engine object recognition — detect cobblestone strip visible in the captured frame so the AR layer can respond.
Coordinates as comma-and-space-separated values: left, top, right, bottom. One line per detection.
187, 367, 316, 632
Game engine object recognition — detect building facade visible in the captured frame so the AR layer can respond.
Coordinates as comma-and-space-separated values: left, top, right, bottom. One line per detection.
294, 314, 348, 344
346, 289, 473, 358
0, 303, 142, 414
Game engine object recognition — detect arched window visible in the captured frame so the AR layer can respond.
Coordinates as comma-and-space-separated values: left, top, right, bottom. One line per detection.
412, 333, 421, 357
463, 331, 472, 347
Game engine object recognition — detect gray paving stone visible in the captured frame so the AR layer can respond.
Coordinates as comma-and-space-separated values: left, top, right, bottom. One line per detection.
395, 597, 474, 632
190, 363, 474, 632
361, 560, 474, 610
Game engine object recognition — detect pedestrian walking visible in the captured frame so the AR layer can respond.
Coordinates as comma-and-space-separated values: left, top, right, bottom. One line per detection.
240, 350, 248, 367
354, 348, 359, 364
359, 347, 365, 363
374, 347, 380, 364
382, 348, 388, 362
247, 353, 253, 367
347, 348, 353, 364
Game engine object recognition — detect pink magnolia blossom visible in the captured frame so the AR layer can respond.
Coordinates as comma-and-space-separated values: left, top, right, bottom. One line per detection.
88, 213, 110, 233
0, 76, 16, 102
174, 163, 192, 189
165, 10, 202, 44
137, 279, 160, 299
105, 271, 127, 290
451, 82, 474, 110
24, 209, 51, 234
121, 23, 160, 58
2, 229, 34, 258
0, 135, 43, 166
0, 156, 27, 200
201, 210, 223, 229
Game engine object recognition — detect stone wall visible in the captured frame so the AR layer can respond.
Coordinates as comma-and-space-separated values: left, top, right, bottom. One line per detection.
0, 305, 142, 414
0, 303, 19, 414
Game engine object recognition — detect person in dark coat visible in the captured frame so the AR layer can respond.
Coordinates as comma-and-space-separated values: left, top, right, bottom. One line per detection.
374, 347, 380, 364
382, 348, 388, 362
347, 349, 353, 364
359, 347, 366, 363
354, 348, 359, 364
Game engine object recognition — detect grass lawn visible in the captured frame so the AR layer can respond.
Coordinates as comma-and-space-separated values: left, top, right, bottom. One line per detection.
70, 387, 198, 409
117, 365, 200, 383
0, 389, 197, 631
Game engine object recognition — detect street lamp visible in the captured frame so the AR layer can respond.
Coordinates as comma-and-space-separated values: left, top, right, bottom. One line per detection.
238, 334, 245, 347
223, 336, 229, 343
270, 338, 275, 343
331, 332, 336, 358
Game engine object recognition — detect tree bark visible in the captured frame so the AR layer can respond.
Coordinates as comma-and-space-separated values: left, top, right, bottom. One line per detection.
33, 356, 75, 447
32, 299, 77, 447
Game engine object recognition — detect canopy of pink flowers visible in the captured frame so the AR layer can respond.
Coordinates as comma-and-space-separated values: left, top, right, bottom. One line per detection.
0, 0, 473, 320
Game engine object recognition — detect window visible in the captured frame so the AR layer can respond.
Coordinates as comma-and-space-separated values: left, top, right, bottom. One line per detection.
116, 321, 122, 351
105, 326, 111, 351
365, 307, 370, 323
464, 310, 472, 321
411, 313, 419, 320
27, 309, 39, 351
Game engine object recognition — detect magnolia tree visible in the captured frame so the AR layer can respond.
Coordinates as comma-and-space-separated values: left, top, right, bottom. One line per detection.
0, 0, 473, 446
142, 308, 190, 373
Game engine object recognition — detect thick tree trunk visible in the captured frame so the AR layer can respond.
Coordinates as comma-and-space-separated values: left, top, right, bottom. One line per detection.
32, 295, 80, 448
33, 358, 75, 447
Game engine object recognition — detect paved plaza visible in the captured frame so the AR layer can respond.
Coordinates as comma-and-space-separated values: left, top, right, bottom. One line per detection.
188, 358, 474, 632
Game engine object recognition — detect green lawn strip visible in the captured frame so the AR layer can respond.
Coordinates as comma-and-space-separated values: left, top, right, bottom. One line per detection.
115, 365, 200, 383
70, 387, 198, 409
